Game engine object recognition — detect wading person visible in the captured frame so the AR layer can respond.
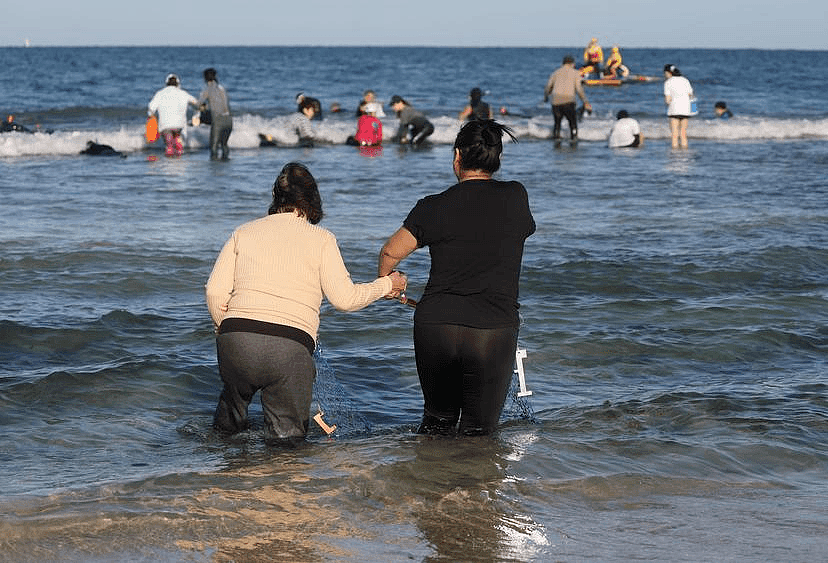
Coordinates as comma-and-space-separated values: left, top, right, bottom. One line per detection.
206, 162, 406, 445
378, 120, 535, 436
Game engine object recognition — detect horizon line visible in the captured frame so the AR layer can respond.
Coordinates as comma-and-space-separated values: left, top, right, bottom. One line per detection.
4, 43, 826, 52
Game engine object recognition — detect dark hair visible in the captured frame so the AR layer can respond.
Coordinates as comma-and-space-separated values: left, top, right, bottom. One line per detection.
203, 68, 217, 82
715, 101, 727, 109
664, 64, 682, 76
453, 119, 517, 174
298, 98, 316, 113
268, 162, 323, 224
616, 109, 629, 119
563, 55, 575, 64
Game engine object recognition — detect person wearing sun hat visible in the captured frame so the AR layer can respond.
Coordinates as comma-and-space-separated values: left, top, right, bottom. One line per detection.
148, 73, 199, 157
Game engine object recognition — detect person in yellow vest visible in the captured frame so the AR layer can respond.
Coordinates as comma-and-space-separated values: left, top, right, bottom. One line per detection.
605, 45, 628, 78
583, 38, 604, 79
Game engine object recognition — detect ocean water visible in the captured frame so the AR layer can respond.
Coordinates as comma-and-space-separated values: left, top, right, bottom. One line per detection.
1, 46, 827, 562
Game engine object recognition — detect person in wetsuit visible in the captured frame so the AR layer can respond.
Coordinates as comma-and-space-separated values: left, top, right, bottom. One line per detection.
458, 87, 493, 121
1, 114, 33, 133
197, 68, 233, 160
388, 95, 434, 145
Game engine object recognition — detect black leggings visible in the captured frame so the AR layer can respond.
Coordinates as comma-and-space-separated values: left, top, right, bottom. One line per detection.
413, 323, 518, 436
552, 102, 578, 139
409, 120, 434, 145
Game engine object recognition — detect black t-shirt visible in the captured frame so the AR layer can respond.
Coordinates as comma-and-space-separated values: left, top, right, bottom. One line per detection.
403, 178, 535, 328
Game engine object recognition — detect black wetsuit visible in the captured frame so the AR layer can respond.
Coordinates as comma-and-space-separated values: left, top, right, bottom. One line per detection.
0, 121, 33, 133
467, 101, 491, 121
403, 178, 535, 435
553, 103, 579, 140
392, 106, 434, 145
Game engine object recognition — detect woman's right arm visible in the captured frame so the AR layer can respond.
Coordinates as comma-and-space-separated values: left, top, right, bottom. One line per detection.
321, 237, 406, 311
378, 227, 418, 277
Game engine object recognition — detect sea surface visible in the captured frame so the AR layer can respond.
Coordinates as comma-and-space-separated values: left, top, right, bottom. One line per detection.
1, 46, 827, 562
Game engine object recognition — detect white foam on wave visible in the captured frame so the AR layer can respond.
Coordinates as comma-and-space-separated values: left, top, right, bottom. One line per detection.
2, 114, 827, 157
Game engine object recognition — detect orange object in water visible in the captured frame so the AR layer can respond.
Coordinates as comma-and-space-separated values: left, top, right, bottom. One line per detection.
145, 115, 158, 142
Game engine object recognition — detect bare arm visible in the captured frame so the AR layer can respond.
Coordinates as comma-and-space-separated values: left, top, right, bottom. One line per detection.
378, 227, 418, 276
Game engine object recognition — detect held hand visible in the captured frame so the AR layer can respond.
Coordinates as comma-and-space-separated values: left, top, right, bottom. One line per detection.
385, 271, 407, 299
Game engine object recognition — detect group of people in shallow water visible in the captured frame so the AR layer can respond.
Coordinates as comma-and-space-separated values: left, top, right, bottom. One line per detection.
147, 69, 232, 159
6, 47, 734, 158
206, 118, 535, 443
258, 89, 442, 149
143, 67, 507, 157
541, 41, 733, 149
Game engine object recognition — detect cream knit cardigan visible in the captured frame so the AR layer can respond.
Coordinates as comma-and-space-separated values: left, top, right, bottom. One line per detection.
206, 212, 392, 341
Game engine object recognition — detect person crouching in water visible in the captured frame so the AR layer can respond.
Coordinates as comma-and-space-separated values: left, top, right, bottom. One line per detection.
346, 101, 383, 146
607, 110, 643, 148
148, 74, 199, 157
292, 98, 318, 147
388, 95, 434, 146
378, 120, 536, 436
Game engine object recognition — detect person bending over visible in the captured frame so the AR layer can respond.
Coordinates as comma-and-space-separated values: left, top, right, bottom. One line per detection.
544, 55, 592, 141
388, 95, 434, 145
206, 162, 406, 445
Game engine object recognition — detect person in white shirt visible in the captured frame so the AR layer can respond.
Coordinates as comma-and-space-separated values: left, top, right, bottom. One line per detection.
148, 74, 198, 157
663, 64, 694, 148
607, 110, 643, 148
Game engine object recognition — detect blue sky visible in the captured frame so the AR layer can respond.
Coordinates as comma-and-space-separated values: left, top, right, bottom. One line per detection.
3, 0, 826, 49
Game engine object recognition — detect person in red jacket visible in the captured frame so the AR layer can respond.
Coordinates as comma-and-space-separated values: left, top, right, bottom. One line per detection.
347, 102, 383, 146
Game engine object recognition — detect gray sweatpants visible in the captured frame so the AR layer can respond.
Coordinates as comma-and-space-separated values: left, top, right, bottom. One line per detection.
209, 113, 232, 159
213, 331, 315, 442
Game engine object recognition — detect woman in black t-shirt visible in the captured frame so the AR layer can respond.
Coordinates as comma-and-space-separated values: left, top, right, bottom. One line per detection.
378, 119, 535, 436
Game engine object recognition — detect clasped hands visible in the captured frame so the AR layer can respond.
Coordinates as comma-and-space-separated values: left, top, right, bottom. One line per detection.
385, 270, 407, 299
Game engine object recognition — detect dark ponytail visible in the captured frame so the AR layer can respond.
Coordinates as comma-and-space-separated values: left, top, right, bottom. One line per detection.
453, 119, 517, 174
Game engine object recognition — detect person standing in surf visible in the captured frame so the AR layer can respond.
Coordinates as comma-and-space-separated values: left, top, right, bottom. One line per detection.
197, 68, 233, 160
544, 55, 592, 141
378, 120, 535, 436
206, 163, 406, 445
663, 64, 695, 148
147, 74, 199, 157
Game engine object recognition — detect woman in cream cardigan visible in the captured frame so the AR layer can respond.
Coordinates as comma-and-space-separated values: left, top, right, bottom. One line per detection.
206, 162, 406, 444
